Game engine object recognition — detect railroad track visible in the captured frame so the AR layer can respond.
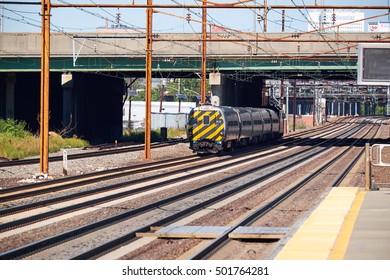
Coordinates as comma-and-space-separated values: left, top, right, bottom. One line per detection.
0, 119, 354, 206
0, 117, 347, 170
0, 120, 357, 218
0, 139, 186, 168
190, 120, 382, 260
0, 117, 381, 260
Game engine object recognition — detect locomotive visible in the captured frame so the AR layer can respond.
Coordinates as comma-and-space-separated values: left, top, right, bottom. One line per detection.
187, 105, 284, 154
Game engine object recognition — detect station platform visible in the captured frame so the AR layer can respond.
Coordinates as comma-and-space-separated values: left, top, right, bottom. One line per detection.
274, 187, 390, 260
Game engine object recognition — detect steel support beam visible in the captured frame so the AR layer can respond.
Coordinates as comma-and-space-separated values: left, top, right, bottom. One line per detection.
48, 4, 390, 10
40, 0, 50, 175
293, 80, 297, 132
263, 0, 267, 32
201, 0, 207, 104
144, 0, 153, 160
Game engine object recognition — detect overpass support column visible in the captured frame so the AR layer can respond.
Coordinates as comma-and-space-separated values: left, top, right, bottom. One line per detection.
365, 102, 370, 116
331, 101, 334, 115
5, 73, 16, 119
61, 73, 75, 136
337, 102, 340, 116
355, 102, 358, 116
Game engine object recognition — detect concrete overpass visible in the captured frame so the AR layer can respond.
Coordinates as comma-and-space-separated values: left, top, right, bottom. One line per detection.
0, 32, 388, 143
1, 32, 388, 78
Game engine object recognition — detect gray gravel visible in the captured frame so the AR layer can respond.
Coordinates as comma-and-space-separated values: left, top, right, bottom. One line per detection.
0, 142, 194, 188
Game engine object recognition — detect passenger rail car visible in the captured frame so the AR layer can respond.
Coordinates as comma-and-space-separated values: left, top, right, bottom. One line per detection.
187, 105, 283, 154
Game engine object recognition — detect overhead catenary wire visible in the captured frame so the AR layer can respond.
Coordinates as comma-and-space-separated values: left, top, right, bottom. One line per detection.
2, 1, 388, 80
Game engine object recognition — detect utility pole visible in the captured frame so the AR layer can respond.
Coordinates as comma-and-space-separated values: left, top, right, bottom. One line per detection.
0, 1, 4, 32
387, 86, 390, 116
200, 0, 207, 104
40, 0, 51, 175
144, 0, 153, 160
263, 0, 267, 32
159, 79, 165, 113
293, 80, 296, 131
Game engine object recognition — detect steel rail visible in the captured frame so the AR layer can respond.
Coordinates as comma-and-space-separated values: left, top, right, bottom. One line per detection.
0, 124, 351, 229
0, 119, 349, 200
189, 120, 381, 260
0, 120, 365, 259
331, 119, 383, 188
72, 120, 373, 260
0, 140, 183, 167
0, 155, 199, 205
0, 120, 352, 205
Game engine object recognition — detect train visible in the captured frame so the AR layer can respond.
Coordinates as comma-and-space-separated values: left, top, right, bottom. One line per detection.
186, 105, 284, 154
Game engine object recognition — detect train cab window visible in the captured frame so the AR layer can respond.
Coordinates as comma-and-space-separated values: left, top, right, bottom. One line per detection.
203, 115, 210, 125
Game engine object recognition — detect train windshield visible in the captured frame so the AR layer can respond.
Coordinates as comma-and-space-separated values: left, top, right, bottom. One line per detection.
203, 115, 210, 125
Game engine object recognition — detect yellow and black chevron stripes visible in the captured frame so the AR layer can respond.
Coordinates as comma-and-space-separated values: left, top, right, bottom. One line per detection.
189, 110, 224, 141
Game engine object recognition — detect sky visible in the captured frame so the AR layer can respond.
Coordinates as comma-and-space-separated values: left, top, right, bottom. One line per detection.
1, 0, 389, 34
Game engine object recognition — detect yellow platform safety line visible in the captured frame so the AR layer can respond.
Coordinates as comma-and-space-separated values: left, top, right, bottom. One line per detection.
193, 123, 217, 141
274, 187, 360, 260
329, 190, 366, 260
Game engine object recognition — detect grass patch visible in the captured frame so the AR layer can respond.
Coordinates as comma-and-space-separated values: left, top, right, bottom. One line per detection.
121, 130, 161, 143
166, 128, 187, 139
0, 118, 89, 160
121, 128, 187, 142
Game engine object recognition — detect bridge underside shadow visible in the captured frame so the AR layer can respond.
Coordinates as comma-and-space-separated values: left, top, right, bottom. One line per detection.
0, 72, 123, 143
211, 74, 263, 107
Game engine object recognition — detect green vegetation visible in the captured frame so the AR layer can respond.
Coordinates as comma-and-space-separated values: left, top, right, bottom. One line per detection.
0, 118, 187, 160
125, 78, 210, 102
0, 118, 89, 160
122, 127, 187, 143
360, 104, 387, 115
165, 127, 187, 139
122, 130, 160, 143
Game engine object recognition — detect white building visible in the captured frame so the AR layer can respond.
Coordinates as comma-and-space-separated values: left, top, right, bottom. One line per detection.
368, 22, 390, 32
123, 101, 197, 130
308, 10, 364, 32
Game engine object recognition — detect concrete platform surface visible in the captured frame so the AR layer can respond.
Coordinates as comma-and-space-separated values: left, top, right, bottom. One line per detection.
274, 188, 390, 260
343, 189, 390, 260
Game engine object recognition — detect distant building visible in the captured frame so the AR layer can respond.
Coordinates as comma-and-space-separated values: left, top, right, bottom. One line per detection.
368, 22, 390, 32
123, 101, 197, 130
96, 24, 144, 33
308, 10, 364, 32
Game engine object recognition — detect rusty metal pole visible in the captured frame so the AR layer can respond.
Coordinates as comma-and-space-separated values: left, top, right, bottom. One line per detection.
144, 0, 153, 160
293, 80, 296, 131
365, 143, 371, 191
313, 87, 316, 127
263, 0, 267, 32
200, 0, 207, 104
40, 0, 50, 175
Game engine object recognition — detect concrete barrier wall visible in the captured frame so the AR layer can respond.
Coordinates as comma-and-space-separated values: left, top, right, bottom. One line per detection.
1, 32, 379, 58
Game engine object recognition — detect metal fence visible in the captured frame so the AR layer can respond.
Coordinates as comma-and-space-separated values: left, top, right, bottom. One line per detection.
123, 113, 189, 131
151, 113, 189, 130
